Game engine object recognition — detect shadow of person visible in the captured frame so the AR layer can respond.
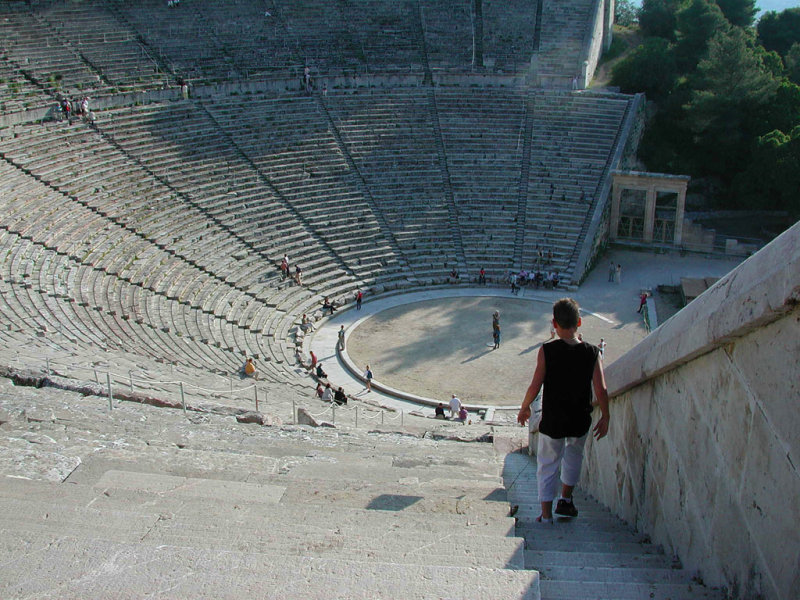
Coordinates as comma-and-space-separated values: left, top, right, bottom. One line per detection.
461, 348, 493, 364
519, 342, 542, 356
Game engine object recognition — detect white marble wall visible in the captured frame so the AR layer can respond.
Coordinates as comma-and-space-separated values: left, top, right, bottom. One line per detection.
582, 220, 800, 600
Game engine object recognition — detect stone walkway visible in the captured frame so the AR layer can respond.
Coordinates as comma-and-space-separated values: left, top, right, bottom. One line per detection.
308, 249, 743, 416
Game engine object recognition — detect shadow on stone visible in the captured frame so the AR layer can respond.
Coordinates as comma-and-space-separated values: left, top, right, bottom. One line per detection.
366, 494, 423, 511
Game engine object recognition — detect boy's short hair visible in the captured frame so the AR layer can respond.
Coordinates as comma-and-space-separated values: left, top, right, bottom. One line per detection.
553, 298, 580, 329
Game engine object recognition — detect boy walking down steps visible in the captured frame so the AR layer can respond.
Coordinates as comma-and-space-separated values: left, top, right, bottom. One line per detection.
517, 298, 610, 523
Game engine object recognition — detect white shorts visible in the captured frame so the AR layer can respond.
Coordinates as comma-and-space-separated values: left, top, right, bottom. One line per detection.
536, 432, 588, 503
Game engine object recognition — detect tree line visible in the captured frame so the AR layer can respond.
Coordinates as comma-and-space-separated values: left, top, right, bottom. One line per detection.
611, 1, 800, 216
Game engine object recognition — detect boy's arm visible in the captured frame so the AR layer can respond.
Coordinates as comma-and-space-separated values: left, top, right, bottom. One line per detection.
517, 347, 545, 425
592, 358, 610, 440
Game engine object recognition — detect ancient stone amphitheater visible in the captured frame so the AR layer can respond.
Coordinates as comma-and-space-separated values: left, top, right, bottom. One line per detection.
1, 1, 796, 599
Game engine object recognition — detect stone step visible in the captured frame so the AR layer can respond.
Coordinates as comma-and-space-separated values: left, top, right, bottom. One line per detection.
143, 518, 526, 569
537, 564, 697, 585
0, 475, 515, 537
503, 449, 725, 600
0, 493, 524, 570
515, 516, 647, 541
538, 579, 724, 600
526, 549, 670, 567
277, 476, 510, 520
0, 531, 541, 600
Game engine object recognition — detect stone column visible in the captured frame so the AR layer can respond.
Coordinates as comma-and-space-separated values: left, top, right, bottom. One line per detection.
610, 183, 622, 240
643, 186, 656, 242
674, 185, 686, 245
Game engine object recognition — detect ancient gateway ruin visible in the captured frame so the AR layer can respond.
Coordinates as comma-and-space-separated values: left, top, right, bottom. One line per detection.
0, 1, 795, 599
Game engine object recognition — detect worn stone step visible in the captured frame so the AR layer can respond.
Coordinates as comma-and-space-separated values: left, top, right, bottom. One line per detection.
0, 492, 524, 569
145, 519, 526, 569
537, 564, 697, 585
0, 531, 541, 600
538, 578, 725, 600
0, 474, 515, 537
278, 476, 510, 519
525, 550, 672, 568
516, 518, 647, 543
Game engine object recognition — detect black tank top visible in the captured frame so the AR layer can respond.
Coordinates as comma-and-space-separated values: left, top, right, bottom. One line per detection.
539, 339, 599, 438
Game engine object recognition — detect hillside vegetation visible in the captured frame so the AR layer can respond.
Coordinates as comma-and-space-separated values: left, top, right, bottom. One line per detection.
611, 0, 800, 216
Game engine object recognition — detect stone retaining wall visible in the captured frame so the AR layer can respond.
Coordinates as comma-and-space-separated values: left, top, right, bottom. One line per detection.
583, 220, 800, 600
581, 0, 610, 87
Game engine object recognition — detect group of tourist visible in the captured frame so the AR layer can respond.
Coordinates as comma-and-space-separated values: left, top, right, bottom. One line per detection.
55, 96, 91, 123
301, 65, 328, 96
509, 269, 560, 293
434, 393, 469, 423
279, 253, 304, 286
316, 381, 348, 405
608, 261, 623, 283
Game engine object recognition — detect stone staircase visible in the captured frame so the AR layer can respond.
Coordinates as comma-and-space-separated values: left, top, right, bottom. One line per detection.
0, 377, 538, 599
513, 99, 535, 272
427, 88, 468, 275
0, 357, 729, 600
504, 451, 727, 600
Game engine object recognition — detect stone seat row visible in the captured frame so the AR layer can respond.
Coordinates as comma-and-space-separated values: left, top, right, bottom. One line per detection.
0, 238, 297, 383
0, 162, 346, 344
0, 142, 282, 304
94, 105, 363, 286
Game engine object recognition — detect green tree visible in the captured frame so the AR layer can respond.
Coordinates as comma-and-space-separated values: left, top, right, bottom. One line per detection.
786, 43, 800, 85
638, 83, 697, 174
639, 0, 681, 41
715, 0, 757, 27
615, 0, 639, 27
611, 38, 678, 101
734, 127, 800, 214
753, 46, 785, 79
762, 81, 800, 134
684, 28, 779, 178
757, 8, 800, 58
674, 0, 729, 73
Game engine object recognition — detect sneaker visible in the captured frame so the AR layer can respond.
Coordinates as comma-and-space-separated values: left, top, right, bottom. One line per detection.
554, 498, 578, 518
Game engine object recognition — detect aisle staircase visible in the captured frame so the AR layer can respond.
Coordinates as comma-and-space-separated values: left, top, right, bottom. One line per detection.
504, 451, 726, 600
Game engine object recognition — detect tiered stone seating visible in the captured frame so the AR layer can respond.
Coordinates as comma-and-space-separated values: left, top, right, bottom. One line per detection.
96, 101, 348, 292
0, 158, 289, 379
108, 0, 242, 84
196, 0, 300, 77
269, 0, 422, 75
0, 231, 251, 377
0, 378, 537, 598
435, 88, 525, 277
0, 120, 274, 300
418, 0, 474, 71
482, 0, 538, 73
1, 85, 635, 376
207, 93, 407, 288
0, 0, 604, 99
334, 0, 424, 73
0, 5, 106, 98
0, 53, 53, 113
536, 0, 596, 86
324, 89, 457, 282
33, 2, 167, 92
522, 91, 629, 280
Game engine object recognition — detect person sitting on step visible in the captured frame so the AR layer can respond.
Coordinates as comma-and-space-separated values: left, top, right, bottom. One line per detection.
316, 362, 328, 379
